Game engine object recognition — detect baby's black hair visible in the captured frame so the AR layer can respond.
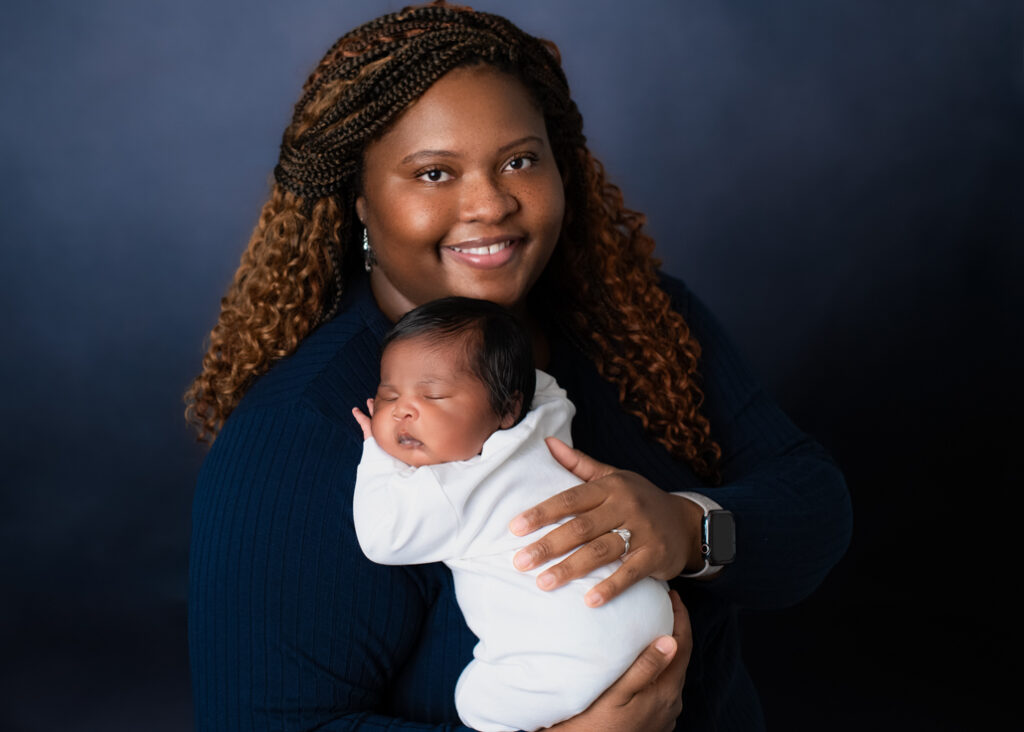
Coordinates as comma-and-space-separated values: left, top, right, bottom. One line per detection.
381, 297, 536, 426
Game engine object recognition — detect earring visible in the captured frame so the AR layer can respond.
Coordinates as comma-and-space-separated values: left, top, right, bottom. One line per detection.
362, 227, 373, 273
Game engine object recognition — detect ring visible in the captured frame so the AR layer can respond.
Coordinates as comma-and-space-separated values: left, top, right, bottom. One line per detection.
610, 528, 631, 558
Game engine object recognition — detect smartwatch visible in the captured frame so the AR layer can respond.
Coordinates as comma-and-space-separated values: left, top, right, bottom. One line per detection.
675, 491, 736, 578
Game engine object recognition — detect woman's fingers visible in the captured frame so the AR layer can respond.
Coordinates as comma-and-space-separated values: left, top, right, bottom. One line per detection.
510, 439, 698, 603
523, 530, 644, 599
544, 437, 614, 483
509, 440, 621, 543
610, 592, 690, 706
606, 634, 677, 706
511, 495, 619, 569
509, 479, 607, 539
664, 590, 693, 685
582, 550, 650, 607
641, 591, 690, 725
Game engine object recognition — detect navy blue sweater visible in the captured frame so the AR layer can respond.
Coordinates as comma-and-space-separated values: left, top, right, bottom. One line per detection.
189, 273, 852, 731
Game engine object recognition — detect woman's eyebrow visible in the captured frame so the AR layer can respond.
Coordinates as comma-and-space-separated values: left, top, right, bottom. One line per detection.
496, 135, 544, 154
399, 136, 544, 166
400, 149, 458, 166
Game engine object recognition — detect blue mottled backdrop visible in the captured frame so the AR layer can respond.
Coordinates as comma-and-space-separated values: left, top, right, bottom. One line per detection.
2, 1, 1020, 729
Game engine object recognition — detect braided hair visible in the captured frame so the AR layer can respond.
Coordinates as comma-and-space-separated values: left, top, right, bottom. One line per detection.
186, 1, 721, 482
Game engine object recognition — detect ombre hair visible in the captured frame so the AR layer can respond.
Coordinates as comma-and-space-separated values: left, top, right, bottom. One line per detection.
186, 1, 721, 482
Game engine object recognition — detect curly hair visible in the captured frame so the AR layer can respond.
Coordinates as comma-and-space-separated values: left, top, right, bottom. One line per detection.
185, 1, 722, 482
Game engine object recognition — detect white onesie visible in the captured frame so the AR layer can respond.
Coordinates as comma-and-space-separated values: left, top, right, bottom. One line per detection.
353, 370, 674, 732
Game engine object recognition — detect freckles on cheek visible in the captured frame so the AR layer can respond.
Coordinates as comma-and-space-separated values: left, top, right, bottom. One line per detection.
523, 181, 565, 223
386, 200, 445, 250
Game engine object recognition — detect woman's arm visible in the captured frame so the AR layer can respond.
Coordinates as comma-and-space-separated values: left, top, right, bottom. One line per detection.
666, 276, 853, 608
509, 438, 705, 607
191, 396, 696, 732
189, 401, 475, 731
507, 275, 852, 611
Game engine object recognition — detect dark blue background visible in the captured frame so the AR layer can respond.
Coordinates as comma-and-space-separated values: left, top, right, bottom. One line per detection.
2, 1, 1020, 729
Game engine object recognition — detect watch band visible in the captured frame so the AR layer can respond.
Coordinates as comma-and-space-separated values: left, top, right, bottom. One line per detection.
675, 490, 723, 515
674, 491, 725, 578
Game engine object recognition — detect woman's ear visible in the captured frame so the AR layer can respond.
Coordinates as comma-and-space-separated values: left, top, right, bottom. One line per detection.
355, 196, 367, 225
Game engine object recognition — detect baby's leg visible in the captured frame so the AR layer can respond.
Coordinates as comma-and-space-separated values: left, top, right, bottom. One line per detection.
455, 657, 594, 732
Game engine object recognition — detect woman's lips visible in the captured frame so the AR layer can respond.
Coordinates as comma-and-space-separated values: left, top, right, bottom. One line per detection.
442, 237, 522, 269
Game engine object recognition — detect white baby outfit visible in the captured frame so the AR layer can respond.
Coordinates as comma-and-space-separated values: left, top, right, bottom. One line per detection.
353, 370, 674, 732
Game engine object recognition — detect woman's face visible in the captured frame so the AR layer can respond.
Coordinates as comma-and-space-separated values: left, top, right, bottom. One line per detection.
356, 65, 566, 321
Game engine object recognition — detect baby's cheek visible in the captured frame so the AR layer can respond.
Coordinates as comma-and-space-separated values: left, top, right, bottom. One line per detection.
370, 413, 387, 440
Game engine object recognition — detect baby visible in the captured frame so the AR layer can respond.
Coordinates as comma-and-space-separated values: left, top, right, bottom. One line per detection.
351, 297, 673, 732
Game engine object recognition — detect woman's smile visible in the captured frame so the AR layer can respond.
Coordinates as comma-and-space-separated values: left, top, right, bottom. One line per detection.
442, 235, 524, 268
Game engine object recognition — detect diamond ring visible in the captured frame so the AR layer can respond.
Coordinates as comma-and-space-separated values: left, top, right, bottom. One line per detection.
610, 528, 631, 558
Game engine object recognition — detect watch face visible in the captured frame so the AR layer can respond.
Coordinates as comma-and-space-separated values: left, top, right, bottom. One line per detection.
708, 511, 736, 565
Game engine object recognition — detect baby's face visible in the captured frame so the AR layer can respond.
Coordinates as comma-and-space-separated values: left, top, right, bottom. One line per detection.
371, 336, 511, 467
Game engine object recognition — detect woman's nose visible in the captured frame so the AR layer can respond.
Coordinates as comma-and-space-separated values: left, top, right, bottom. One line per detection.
460, 173, 518, 223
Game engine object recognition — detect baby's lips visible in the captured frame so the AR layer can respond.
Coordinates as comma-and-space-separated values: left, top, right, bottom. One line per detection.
397, 432, 424, 448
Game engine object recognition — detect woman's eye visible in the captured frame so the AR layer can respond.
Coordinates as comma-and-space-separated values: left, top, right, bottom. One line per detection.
416, 168, 452, 183
504, 154, 537, 172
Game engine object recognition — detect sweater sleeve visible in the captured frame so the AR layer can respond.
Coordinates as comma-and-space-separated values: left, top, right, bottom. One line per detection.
664, 276, 853, 610
188, 401, 474, 732
353, 438, 463, 566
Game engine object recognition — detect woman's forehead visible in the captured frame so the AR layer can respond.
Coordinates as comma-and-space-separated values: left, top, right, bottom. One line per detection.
367, 66, 547, 160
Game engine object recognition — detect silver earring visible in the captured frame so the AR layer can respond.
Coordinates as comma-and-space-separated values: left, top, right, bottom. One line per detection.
362, 227, 373, 273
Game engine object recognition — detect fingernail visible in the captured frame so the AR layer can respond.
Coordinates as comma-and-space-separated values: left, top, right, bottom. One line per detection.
509, 516, 528, 535
585, 591, 604, 607
537, 573, 555, 590
655, 637, 675, 655
513, 551, 531, 570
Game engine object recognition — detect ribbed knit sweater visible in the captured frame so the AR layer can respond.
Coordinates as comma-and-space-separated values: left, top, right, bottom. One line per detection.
188, 273, 853, 731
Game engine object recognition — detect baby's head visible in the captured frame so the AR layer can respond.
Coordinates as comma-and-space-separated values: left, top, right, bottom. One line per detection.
370, 297, 536, 467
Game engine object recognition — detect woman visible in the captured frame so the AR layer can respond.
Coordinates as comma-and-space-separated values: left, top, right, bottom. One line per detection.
186, 3, 852, 730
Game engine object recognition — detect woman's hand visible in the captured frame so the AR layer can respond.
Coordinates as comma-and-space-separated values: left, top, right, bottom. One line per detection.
510, 438, 705, 607
351, 399, 375, 440
548, 590, 691, 732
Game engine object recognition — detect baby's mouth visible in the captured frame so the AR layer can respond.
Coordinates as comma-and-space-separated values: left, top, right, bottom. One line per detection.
397, 432, 424, 449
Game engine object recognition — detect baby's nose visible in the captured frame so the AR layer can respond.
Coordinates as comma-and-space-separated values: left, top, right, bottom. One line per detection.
392, 399, 417, 420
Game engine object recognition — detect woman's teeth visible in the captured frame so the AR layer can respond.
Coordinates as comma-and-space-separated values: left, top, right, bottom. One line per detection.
449, 240, 513, 255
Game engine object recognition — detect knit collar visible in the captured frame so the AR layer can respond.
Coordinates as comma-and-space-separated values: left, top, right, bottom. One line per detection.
340, 272, 392, 343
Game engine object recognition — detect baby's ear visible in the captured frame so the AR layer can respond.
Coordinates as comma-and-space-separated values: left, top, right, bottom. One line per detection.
498, 393, 523, 430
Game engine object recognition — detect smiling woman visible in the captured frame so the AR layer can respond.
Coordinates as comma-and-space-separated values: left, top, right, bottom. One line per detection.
356, 65, 565, 322
185, 3, 851, 731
